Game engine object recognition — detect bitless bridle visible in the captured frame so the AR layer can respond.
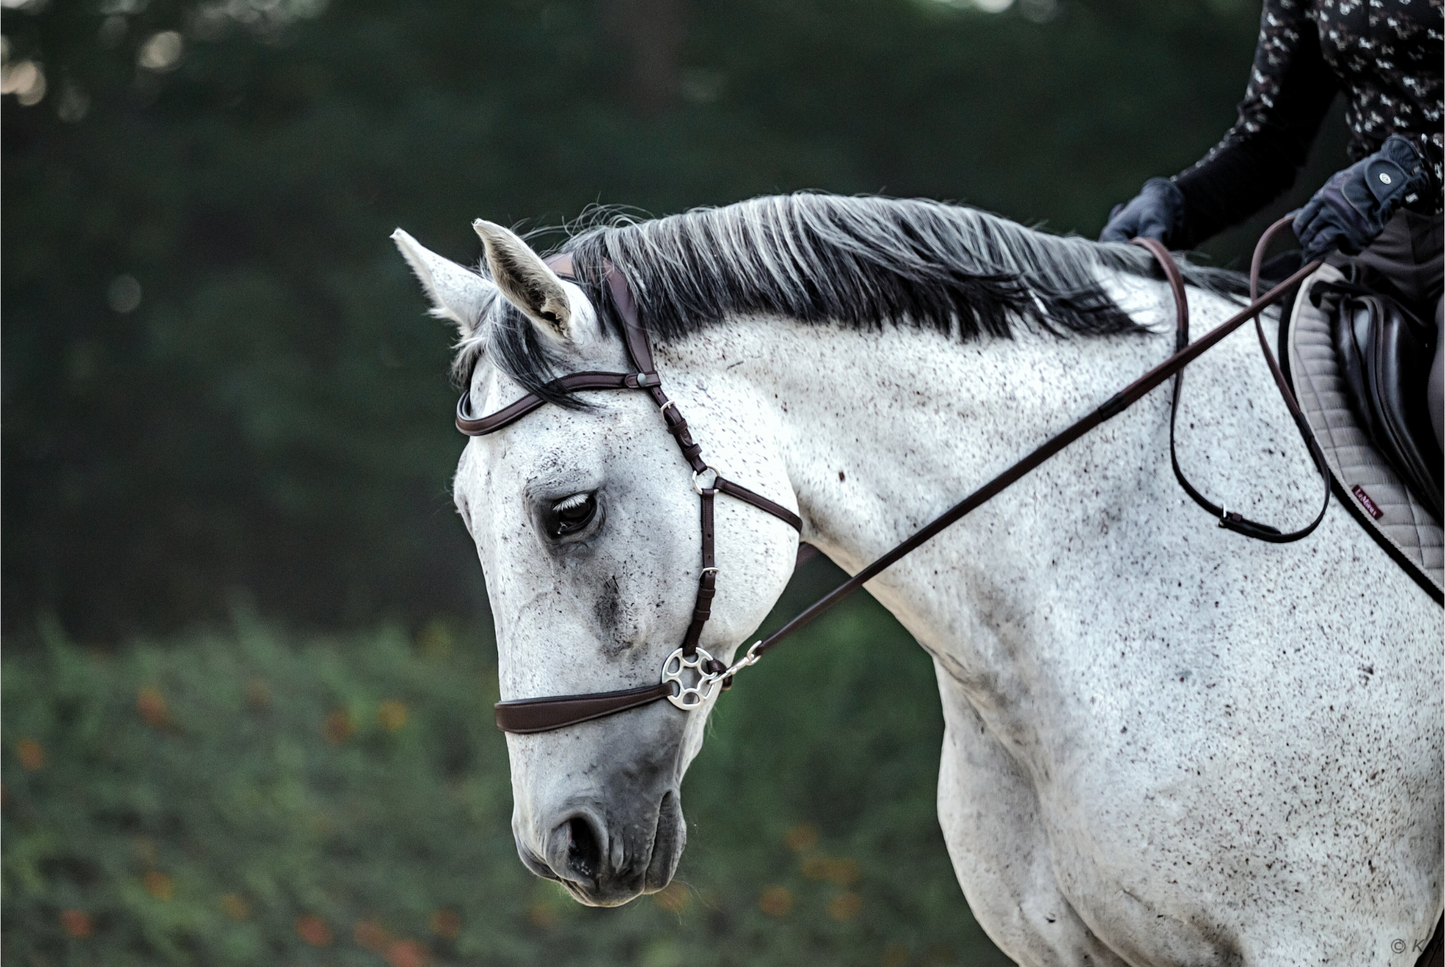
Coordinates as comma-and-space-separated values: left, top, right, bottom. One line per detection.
465, 224, 1324, 735
465, 255, 803, 734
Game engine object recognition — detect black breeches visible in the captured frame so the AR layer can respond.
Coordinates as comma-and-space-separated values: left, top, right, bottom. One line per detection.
1345, 210, 1444, 451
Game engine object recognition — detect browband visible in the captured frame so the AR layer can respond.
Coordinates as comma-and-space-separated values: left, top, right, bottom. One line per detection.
457, 371, 657, 435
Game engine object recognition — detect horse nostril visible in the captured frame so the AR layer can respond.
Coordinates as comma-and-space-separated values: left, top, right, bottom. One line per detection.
566, 815, 603, 882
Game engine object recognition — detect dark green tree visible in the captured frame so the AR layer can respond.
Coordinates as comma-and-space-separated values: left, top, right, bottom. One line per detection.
3, 0, 1340, 637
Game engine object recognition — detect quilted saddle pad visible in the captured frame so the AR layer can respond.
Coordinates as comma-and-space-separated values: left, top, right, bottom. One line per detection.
1286, 263, 1443, 597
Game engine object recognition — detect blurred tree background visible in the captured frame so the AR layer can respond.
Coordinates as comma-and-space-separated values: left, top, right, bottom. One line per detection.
3, 0, 1352, 963
2, 0, 1347, 638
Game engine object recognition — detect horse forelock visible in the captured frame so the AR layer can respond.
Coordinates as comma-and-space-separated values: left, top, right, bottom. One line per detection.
460, 193, 1243, 404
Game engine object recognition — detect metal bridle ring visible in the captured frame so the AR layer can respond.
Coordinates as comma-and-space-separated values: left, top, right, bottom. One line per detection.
659, 642, 765, 712
692, 466, 719, 495
662, 645, 720, 710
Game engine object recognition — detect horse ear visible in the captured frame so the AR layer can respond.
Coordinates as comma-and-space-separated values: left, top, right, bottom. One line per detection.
472, 219, 573, 342
391, 228, 497, 336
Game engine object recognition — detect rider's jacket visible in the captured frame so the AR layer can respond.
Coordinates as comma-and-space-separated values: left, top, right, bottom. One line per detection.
1171, 0, 1443, 249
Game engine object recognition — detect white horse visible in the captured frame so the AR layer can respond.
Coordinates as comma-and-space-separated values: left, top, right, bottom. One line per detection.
393, 194, 1442, 966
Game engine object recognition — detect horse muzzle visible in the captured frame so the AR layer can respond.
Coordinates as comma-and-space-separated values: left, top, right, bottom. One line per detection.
523, 789, 686, 907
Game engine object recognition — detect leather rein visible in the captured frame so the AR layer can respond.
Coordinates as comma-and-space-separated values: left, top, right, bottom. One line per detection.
469, 218, 1323, 735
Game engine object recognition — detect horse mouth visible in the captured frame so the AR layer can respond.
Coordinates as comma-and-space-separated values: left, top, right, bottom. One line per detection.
516, 842, 560, 883
642, 788, 685, 894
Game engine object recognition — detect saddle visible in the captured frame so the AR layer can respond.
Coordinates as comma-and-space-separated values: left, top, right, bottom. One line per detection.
1313, 267, 1443, 522
1286, 263, 1444, 598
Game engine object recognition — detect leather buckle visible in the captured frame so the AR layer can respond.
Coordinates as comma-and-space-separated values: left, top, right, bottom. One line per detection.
1218, 508, 1283, 539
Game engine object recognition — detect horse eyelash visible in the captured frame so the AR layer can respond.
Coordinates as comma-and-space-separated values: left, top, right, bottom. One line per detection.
554, 493, 590, 511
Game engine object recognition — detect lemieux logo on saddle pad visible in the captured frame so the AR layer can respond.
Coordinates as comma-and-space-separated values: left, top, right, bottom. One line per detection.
1352, 484, 1385, 520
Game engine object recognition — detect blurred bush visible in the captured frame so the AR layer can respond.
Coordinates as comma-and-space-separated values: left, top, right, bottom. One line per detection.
2, 594, 1014, 966
0, 0, 1348, 639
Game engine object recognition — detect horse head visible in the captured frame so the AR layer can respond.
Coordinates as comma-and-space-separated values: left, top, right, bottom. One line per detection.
392, 221, 799, 906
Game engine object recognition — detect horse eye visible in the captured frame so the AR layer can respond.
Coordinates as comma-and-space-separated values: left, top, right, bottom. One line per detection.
545, 492, 598, 539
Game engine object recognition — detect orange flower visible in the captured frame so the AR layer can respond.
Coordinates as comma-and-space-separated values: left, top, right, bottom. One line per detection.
652, 882, 691, 913
377, 700, 408, 732
16, 738, 44, 770
244, 677, 271, 708
59, 909, 92, 938
143, 870, 174, 901
757, 885, 793, 918
295, 914, 332, 947
428, 908, 461, 939
828, 890, 862, 921
784, 823, 818, 853
527, 902, 557, 929
386, 939, 431, 967
801, 854, 860, 885
219, 893, 250, 921
323, 709, 353, 744
354, 918, 389, 951
136, 687, 170, 728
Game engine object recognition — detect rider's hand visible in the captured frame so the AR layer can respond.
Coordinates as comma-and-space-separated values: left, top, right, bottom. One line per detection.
1099, 177, 1187, 246
1294, 134, 1429, 261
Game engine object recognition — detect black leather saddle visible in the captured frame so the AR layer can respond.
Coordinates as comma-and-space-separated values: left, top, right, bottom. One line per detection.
1312, 267, 1443, 523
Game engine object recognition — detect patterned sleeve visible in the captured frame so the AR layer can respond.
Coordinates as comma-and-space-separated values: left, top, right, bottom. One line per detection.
1171, 0, 1339, 249
1403, 129, 1444, 203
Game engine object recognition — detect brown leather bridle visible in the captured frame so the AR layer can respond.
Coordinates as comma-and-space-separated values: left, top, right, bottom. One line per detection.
462, 254, 804, 734
465, 221, 1323, 735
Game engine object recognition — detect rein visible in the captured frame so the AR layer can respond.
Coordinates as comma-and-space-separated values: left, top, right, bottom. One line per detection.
472, 220, 1323, 734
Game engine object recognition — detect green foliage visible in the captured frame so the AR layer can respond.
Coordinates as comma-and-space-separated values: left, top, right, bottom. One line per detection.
2, 595, 1013, 966
2, 0, 1356, 637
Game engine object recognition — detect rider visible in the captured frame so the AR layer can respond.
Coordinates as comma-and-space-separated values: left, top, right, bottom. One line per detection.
1099, 0, 1443, 451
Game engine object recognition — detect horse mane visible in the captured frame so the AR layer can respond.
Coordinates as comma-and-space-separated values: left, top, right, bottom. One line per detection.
461, 193, 1241, 406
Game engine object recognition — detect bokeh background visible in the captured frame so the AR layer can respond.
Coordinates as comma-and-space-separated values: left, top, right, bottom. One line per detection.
3, 0, 1349, 963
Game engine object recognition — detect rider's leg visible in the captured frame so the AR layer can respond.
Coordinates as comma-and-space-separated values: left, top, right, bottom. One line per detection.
1430, 295, 1442, 451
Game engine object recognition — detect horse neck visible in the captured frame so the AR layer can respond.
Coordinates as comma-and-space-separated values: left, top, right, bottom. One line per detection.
650, 270, 1260, 693
658, 274, 1309, 743
661, 277, 1184, 578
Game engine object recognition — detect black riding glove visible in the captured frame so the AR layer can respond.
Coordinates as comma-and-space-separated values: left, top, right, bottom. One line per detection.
1099, 177, 1187, 246
1293, 134, 1430, 261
